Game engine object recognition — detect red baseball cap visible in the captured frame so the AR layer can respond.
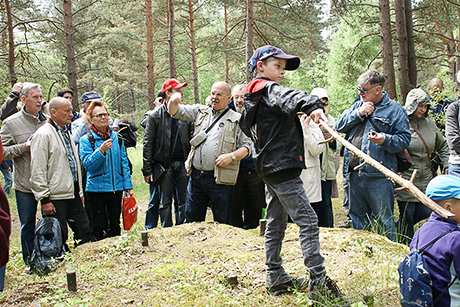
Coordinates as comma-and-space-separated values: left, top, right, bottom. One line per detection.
161, 79, 188, 93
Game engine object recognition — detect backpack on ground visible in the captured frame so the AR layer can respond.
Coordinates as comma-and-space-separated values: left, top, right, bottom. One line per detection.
398, 230, 456, 307
30, 216, 68, 275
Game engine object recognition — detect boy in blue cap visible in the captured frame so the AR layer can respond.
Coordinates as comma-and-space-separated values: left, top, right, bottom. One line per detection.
240, 46, 346, 303
409, 175, 460, 306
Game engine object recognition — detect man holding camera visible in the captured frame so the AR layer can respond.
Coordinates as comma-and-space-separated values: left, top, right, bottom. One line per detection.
167, 81, 250, 224
142, 79, 193, 227
335, 70, 410, 241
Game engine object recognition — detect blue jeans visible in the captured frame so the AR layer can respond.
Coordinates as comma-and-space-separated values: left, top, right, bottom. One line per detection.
349, 172, 396, 241
15, 190, 38, 265
0, 265, 5, 291
185, 168, 234, 224
0, 169, 12, 196
145, 183, 160, 229
159, 161, 188, 227
448, 163, 460, 178
264, 176, 325, 287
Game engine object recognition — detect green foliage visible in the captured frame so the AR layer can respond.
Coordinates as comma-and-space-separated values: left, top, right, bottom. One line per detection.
325, 5, 381, 118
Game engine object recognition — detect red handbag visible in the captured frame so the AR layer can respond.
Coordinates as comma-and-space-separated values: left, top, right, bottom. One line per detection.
122, 191, 138, 231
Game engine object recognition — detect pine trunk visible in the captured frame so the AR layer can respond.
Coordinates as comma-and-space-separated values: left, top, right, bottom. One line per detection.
188, 0, 200, 105
63, 0, 79, 110
405, 0, 417, 89
394, 0, 410, 103
168, 0, 176, 78
5, 0, 17, 86
145, 0, 156, 110
245, 0, 254, 83
378, 0, 396, 100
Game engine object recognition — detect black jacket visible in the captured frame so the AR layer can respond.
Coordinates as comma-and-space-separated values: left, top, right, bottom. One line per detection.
0, 91, 20, 121
142, 104, 193, 176
240, 78, 324, 180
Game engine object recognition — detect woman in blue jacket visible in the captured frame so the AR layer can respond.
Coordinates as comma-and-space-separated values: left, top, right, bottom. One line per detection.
80, 100, 133, 241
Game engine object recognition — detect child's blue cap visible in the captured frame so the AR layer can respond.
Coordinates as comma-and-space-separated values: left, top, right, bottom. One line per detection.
248, 45, 300, 73
426, 175, 460, 201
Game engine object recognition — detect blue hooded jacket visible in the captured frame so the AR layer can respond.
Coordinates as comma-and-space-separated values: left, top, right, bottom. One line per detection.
80, 129, 133, 192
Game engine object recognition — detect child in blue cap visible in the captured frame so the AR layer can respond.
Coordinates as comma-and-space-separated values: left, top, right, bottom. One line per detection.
409, 175, 460, 306
240, 46, 347, 304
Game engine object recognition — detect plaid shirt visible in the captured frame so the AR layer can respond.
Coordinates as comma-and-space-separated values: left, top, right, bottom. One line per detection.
54, 121, 78, 182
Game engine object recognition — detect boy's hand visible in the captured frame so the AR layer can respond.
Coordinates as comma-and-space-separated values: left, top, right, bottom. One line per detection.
310, 109, 328, 124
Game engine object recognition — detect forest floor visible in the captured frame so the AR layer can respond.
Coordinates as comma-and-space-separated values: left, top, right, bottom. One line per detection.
0, 147, 409, 307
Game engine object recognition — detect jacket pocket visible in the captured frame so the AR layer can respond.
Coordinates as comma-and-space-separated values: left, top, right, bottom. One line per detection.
372, 115, 396, 133
89, 173, 105, 179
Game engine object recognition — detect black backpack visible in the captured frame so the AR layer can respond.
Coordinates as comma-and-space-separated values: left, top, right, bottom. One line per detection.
30, 216, 68, 275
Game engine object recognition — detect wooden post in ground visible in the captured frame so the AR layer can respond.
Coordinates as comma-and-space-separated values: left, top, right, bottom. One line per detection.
259, 219, 266, 236
67, 270, 77, 291
141, 231, 149, 246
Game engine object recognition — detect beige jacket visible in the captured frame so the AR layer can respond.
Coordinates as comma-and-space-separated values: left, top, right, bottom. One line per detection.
0, 109, 48, 192
179, 105, 250, 185
30, 122, 83, 202
300, 122, 325, 203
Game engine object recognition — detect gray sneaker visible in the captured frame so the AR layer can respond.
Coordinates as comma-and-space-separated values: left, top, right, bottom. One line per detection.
308, 275, 350, 306
266, 277, 308, 296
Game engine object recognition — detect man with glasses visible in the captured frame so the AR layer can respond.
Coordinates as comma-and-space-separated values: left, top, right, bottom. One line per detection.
336, 70, 410, 241
142, 79, 192, 227
167, 81, 251, 224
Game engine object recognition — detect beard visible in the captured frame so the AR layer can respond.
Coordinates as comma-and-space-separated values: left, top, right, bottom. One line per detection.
236, 105, 244, 113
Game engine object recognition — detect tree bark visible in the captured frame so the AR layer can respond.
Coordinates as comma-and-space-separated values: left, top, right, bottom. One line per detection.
224, 6, 229, 84
187, 0, 199, 105
378, 0, 396, 100
405, 0, 417, 89
167, 0, 176, 78
319, 120, 453, 219
5, 0, 17, 86
245, 0, 254, 83
394, 0, 410, 104
63, 0, 78, 110
145, 0, 156, 110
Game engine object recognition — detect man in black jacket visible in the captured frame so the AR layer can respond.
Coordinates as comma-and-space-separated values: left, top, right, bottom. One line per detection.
142, 79, 192, 227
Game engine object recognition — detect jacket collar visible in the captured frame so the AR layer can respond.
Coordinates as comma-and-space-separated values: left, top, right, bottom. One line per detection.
21, 107, 47, 122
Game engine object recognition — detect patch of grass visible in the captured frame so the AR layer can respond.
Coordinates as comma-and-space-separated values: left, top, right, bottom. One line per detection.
1, 146, 410, 306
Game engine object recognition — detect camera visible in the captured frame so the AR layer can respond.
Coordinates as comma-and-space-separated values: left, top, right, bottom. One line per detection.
190, 130, 208, 147
368, 131, 377, 138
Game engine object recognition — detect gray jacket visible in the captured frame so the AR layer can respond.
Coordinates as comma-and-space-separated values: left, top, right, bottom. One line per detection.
396, 103, 449, 202
0, 108, 48, 192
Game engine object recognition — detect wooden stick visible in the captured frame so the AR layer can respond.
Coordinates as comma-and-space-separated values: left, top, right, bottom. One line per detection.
319, 119, 453, 218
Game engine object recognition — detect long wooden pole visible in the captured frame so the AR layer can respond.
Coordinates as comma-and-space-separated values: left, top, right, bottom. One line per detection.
319, 119, 453, 218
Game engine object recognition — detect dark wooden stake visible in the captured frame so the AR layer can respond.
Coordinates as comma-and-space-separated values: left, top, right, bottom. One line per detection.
259, 219, 266, 237
141, 231, 149, 246
227, 271, 238, 285
67, 270, 77, 291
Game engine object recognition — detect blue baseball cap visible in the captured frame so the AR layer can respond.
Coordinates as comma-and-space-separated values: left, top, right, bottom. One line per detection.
248, 45, 300, 73
426, 175, 460, 201
81, 91, 102, 105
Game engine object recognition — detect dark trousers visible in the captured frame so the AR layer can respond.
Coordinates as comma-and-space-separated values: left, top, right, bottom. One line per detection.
185, 168, 234, 224
230, 168, 266, 229
145, 183, 160, 229
86, 191, 123, 241
47, 183, 91, 244
397, 200, 431, 244
317, 180, 334, 228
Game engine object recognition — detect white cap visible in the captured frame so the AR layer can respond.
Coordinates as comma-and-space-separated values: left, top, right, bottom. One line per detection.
310, 88, 329, 100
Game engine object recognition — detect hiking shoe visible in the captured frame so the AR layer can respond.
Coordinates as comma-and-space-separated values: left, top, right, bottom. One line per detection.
308, 274, 350, 306
266, 277, 308, 296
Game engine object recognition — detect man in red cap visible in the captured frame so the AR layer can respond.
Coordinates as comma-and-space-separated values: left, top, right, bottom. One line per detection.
142, 79, 193, 227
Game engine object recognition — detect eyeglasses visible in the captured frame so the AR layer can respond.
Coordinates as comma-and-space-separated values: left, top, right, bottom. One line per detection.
92, 112, 109, 119
357, 84, 379, 93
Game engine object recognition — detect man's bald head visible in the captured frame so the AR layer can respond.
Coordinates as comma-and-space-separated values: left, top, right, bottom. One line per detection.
49, 97, 73, 128
428, 78, 444, 92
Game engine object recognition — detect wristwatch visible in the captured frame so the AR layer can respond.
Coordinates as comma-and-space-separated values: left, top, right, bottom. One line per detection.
231, 152, 236, 160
